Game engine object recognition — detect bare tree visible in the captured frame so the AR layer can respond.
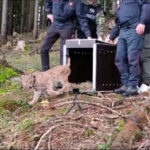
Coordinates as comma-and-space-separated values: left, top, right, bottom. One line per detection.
1, 0, 8, 42
33, 0, 39, 39
27, 0, 35, 32
111, 0, 117, 15
20, 0, 25, 33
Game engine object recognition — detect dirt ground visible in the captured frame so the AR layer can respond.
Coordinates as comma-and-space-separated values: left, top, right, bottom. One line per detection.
0, 31, 150, 150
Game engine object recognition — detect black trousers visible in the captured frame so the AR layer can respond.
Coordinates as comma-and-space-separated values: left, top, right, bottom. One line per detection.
141, 33, 150, 85
40, 25, 73, 71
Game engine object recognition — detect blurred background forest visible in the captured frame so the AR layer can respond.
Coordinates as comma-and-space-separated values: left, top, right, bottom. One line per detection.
0, 0, 119, 42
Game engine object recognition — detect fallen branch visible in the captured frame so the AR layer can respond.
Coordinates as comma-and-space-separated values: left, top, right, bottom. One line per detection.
137, 140, 150, 150
34, 122, 89, 150
54, 100, 126, 118
91, 95, 112, 101
48, 132, 52, 150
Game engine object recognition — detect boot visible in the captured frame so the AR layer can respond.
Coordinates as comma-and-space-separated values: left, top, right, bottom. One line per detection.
41, 53, 50, 71
114, 85, 128, 94
122, 85, 138, 97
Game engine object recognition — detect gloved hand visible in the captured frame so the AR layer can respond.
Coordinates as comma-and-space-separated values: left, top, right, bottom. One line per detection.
97, 36, 103, 41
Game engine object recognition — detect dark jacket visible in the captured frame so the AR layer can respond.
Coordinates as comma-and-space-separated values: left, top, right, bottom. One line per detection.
109, 0, 147, 40
45, 0, 91, 38
143, 3, 150, 33
77, 3, 103, 38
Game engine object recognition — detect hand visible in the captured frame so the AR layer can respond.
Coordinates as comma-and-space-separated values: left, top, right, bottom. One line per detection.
105, 38, 114, 44
114, 37, 118, 45
47, 14, 53, 23
97, 36, 104, 41
136, 24, 145, 35
87, 37, 92, 39
71, 34, 76, 39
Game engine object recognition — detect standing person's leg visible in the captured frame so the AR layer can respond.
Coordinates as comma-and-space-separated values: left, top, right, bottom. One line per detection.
40, 26, 59, 71
77, 28, 86, 39
114, 31, 129, 94
123, 29, 144, 96
59, 28, 74, 65
140, 33, 150, 92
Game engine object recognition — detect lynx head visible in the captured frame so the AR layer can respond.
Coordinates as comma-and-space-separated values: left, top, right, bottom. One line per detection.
21, 74, 35, 89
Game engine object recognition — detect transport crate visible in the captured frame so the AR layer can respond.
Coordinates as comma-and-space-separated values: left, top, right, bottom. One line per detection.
63, 39, 121, 91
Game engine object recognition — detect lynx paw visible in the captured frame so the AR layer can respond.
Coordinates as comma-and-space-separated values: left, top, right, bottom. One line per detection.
28, 100, 37, 106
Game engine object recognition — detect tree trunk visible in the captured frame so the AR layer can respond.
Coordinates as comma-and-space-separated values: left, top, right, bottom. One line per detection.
27, 0, 35, 32
0, 0, 2, 33
20, 0, 25, 33
104, 0, 107, 12
1, 0, 8, 42
33, 0, 39, 39
7, 0, 13, 35
40, 3, 45, 28
111, 0, 117, 15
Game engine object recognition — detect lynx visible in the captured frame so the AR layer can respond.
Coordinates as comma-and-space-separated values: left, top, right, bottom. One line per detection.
21, 59, 71, 105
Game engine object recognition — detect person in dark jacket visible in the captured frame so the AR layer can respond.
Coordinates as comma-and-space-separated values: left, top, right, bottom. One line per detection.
40, 0, 92, 71
139, 2, 150, 92
77, 0, 105, 40
107, 0, 147, 97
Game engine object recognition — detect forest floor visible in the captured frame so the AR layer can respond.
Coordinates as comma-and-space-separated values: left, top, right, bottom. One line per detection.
0, 30, 150, 150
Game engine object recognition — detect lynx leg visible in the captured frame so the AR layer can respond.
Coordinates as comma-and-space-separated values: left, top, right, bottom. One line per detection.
28, 90, 42, 106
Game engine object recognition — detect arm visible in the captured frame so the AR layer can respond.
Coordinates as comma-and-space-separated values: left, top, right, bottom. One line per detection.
75, 1, 91, 38
136, 0, 147, 34
138, 0, 147, 24
45, 0, 53, 14
143, 4, 150, 24
45, 0, 53, 22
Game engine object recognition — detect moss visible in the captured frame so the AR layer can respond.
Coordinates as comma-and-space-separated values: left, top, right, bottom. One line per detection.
117, 120, 125, 131
84, 129, 94, 137
55, 107, 67, 115
24, 44, 31, 52
0, 66, 19, 84
0, 81, 22, 97
135, 130, 147, 141
18, 118, 34, 131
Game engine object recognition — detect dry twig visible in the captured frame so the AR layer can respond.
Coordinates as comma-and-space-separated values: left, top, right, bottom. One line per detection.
137, 140, 150, 150
34, 122, 89, 150
55, 100, 126, 118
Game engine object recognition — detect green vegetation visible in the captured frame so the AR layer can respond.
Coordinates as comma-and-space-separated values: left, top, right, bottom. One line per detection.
6, 51, 59, 73
24, 44, 31, 52
0, 66, 19, 84
98, 143, 110, 150
18, 118, 34, 131
135, 130, 147, 141
117, 120, 125, 131
84, 129, 94, 137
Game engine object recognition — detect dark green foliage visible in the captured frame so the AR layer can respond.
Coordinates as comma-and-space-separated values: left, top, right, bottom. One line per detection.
0, 65, 19, 84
